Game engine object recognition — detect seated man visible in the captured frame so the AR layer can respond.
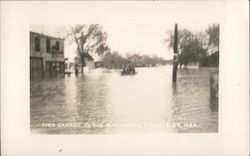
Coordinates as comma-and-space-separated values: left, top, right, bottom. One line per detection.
122, 67, 126, 73
132, 65, 135, 73
128, 65, 132, 73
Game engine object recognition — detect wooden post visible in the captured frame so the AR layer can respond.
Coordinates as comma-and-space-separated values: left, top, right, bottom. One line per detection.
172, 24, 178, 82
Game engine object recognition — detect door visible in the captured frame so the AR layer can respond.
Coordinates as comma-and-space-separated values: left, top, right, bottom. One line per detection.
30, 58, 43, 79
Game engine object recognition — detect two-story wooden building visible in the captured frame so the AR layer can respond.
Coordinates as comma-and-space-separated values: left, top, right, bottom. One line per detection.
30, 32, 65, 79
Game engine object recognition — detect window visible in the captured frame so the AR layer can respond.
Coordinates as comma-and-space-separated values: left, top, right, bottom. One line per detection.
35, 37, 40, 52
52, 41, 60, 52
55, 41, 60, 51
46, 39, 51, 52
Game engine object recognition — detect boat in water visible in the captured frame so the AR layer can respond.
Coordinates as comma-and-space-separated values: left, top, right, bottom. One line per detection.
121, 65, 137, 76
120, 71, 137, 75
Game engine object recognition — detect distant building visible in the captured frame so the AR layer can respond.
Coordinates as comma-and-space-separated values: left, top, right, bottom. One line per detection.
94, 61, 103, 68
30, 32, 65, 78
64, 59, 75, 77
74, 53, 95, 73
207, 46, 219, 55
65, 59, 75, 73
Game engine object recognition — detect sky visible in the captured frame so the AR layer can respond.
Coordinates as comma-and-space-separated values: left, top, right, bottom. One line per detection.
103, 23, 171, 58
28, 1, 223, 62
30, 23, 211, 61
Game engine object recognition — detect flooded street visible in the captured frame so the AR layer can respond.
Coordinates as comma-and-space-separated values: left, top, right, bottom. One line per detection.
30, 65, 218, 134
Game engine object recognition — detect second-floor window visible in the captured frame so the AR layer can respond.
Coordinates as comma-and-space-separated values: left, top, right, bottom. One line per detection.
55, 41, 60, 51
52, 41, 60, 52
35, 37, 40, 52
46, 39, 51, 52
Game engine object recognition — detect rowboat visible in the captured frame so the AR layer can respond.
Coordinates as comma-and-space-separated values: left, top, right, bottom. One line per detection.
120, 71, 137, 75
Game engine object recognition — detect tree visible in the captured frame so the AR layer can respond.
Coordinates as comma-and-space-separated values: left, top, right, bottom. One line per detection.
206, 24, 219, 53
165, 24, 219, 68
69, 24, 110, 73
165, 29, 202, 68
198, 24, 219, 67
102, 51, 129, 69
101, 52, 166, 68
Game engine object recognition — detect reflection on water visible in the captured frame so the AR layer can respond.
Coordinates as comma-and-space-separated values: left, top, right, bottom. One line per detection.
30, 65, 218, 134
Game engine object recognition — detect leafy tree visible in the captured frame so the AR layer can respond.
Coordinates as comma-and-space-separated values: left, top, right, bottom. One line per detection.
102, 51, 129, 68
165, 25, 219, 68
165, 29, 202, 68
198, 24, 219, 67
101, 52, 166, 69
206, 24, 219, 52
68, 24, 110, 73
165, 29, 193, 51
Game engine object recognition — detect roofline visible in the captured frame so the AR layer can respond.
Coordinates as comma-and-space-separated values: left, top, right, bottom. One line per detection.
30, 31, 65, 40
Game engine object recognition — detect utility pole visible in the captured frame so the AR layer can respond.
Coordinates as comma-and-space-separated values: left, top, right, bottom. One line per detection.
172, 23, 178, 83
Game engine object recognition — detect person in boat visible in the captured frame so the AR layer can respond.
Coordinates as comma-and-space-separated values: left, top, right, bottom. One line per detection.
122, 67, 126, 73
131, 65, 135, 74
122, 64, 127, 73
121, 64, 136, 74
128, 65, 131, 74
128, 65, 135, 74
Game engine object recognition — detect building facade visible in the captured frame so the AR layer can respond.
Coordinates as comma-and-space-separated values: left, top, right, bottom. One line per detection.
30, 32, 65, 79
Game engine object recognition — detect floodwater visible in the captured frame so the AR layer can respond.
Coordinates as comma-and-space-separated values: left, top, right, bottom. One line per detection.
30, 65, 218, 134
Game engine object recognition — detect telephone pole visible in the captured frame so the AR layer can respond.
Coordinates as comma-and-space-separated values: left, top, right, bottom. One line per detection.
172, 24, 178, 83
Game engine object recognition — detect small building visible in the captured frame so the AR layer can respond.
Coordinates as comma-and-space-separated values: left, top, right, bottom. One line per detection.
30, 32, 65, 79
74, 53, 95, 73
65, 59, 75, 74
94, 61, 103, 68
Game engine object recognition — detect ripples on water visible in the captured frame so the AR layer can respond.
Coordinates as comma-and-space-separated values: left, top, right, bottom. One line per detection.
30, 65, 218, 134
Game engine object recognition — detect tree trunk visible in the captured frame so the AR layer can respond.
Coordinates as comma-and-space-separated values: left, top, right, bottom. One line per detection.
81, 57, 84, 75
81, 64, 84, 74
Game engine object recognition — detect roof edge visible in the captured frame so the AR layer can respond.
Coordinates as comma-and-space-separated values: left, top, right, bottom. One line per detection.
30, 31, 65, 40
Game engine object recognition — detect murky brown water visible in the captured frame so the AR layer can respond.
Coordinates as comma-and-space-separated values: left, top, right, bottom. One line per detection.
30, 65, 218, 134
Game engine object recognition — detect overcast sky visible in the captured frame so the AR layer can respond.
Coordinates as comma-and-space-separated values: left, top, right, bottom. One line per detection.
28, 1, 223, 61
30, 23, 211, 61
